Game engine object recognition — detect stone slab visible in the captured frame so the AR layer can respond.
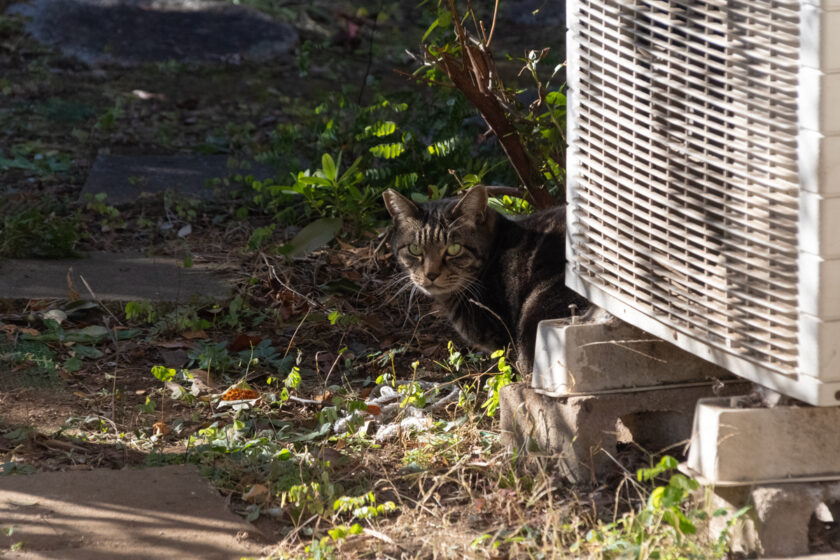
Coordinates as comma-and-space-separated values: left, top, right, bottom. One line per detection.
707, 481, 840, 557
81, 154, 273, 205
8, 0, 297, 66
0, 465, 264, 559
686, 396, 840, 485
502, 0, 565, 26
0, 252, 232, 301
532, 315, 735, 395
500, 381, 751, 483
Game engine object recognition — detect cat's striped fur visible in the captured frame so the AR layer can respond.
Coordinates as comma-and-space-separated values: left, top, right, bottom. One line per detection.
384, 186, 586, 372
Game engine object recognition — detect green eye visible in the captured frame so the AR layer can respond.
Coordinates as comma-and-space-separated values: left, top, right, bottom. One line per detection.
446, 243, 462, 256
408, 243, 422, 256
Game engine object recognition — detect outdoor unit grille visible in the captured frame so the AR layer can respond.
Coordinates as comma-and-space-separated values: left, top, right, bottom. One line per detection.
565, 0, 840, 405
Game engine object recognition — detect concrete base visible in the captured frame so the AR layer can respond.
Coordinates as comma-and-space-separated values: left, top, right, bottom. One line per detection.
707, 481, 840, 557
532, 315, 734, 395
687, 397, 840, 484
499, 381, 751, 483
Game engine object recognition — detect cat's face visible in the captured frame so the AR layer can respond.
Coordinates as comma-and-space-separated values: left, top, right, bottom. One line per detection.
383, 187, 496, 298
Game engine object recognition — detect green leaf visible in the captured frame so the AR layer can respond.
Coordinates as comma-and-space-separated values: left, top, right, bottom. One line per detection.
421, 17, 439, 42
436, 6, 452, 29
151, 365, 176, 382
77, 325, 109, 338
116, 329, 142, 340
63, 356, 82, 372
277, 217, 342, 259
297, 175, 333, 187
73, 345, 104, 359
321, 153, 337, 182
648, 486, 665, 509
369, 142, 405, 159
545, 91, 566, 106
659, 455, 679, 470
363, 121, 397, 138
677, 511, 697, 534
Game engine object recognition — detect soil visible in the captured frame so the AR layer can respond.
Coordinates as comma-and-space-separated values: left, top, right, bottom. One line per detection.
0, 465, 266, 559
0, 1, 585, 557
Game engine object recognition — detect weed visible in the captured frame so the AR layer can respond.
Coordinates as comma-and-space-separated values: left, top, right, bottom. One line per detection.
482, 349, 515, 417
84, 193, 125, 231
246, 89, 513, 231
124, 301, 158, 324
581, 456, 747, 559
0, 202, 80, 258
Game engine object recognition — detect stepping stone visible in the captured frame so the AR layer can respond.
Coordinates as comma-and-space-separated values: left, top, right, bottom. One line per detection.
502, 0, 566, 26
81, 154, 273, 206
0, 252, 232, 302
8, 0, 297, 66
0, 465, 264, 559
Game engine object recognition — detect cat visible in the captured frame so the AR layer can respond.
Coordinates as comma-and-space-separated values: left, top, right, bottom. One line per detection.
383, 186, 587, 372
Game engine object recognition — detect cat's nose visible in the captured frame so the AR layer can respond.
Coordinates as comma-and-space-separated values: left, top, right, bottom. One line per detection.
426, 270, 440, 281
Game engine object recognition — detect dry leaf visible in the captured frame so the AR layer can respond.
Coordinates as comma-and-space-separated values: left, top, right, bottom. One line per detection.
316, 447, 346, 464
221, 388, 260, 401
66, 269, 80, 301
366, 404, 382, 416
242, 484, 270, 504
1, 325, 40, 336
153, 421, 171, 436
156, 340, 194, 349
312, 390, 331, 403
182, 330, 208, 340
132, 89, 166, 101
229, 333, 262, 352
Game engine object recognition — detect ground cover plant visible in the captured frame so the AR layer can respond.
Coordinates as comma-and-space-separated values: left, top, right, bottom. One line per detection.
0, 0, 752, 557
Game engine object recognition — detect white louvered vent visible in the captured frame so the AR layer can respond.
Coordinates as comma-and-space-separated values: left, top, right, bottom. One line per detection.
565, 0, 840, 405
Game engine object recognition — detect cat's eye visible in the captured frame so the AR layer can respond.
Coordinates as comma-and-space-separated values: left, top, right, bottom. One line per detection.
446, 243, 462, 256
408, 243, 422, 256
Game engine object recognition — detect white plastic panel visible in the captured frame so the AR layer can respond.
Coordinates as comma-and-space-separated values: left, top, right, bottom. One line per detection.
800, 4, 840, 70
798, 131, 840, 196
799, 313, 840, 381
797, 253, 840, 318
566, 0, 840, 404
798, 68, 840, 134
798, 192, 840, 256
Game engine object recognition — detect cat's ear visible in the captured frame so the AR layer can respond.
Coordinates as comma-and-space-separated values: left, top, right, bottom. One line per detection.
383, 189, 419, 222
452, 186, 488, 223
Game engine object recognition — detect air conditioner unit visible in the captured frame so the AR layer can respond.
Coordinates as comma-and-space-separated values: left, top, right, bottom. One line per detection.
565, 0, 840, 405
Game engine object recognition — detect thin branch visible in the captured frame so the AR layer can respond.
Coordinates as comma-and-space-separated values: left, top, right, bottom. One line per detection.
486, 0, 500, 47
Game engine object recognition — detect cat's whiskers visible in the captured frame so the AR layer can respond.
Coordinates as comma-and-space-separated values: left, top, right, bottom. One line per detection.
380, 272, 414, 305
403, 284, 421, 328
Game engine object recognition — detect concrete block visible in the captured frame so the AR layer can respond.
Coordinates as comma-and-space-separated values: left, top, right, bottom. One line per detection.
532, 316, 734, 395
499, 381, 750, 483
705, 481, 840, 557
81, 154, 273, 205
0, 252, 233, 302
687, 396, 840, 485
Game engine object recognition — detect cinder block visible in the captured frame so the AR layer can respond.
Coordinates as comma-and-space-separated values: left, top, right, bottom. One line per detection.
706, 481, 840, 557
532, 316, 734, 395
499, 382, 750, 483
687, 397, 840, 484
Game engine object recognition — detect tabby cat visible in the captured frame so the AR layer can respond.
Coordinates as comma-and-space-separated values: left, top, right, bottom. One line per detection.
383, 186, 586, 372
